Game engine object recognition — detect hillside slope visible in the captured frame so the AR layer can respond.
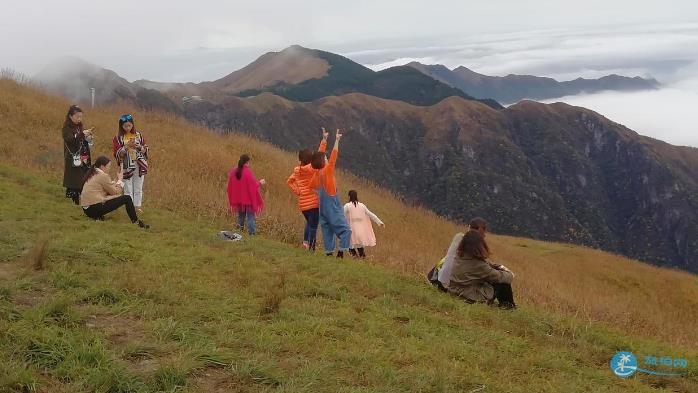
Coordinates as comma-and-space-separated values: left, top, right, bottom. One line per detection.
32, 52, 696, 272
181, 92, 698, 272
1, 156, 697, 392
1, 79, 697, 353
408, 62, 659, 104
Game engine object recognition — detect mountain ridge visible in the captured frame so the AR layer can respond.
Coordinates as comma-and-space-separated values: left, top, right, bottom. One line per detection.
409, 61, 659, 103
181, 91, 698, 272
25, 49, 698, 272
130, 45, 502, 108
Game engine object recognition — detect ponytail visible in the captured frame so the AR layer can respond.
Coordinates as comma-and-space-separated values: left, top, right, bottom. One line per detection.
236, 154, 250, 180
348, 190, 359, 206
84, 156, 111, 183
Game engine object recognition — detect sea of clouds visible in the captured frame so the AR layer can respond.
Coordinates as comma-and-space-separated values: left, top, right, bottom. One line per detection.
351, 24, 698, 147
2, 3, 695, 147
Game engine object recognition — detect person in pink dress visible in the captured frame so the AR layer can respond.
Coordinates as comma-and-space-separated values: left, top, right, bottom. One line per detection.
343, 190, 385, 258
227, 154, 265, 235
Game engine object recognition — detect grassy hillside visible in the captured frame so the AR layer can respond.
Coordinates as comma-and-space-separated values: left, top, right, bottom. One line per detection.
1, 80, 696, 349
181, 88, 698, 272
0, 79, 697, 388
1, 163, 697, 392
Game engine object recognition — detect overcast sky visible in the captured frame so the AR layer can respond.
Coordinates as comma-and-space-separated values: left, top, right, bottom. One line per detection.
1, 0, 697, 146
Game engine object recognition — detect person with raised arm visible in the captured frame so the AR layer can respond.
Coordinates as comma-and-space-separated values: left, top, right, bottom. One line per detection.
309, 129, 352, 258
286, 128, 329, 250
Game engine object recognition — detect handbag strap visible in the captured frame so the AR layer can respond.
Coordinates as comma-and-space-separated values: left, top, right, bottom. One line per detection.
64, 141, 82, 156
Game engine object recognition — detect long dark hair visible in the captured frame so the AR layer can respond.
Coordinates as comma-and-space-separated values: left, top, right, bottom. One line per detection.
118, 114, 135, 137
63, 105, 83, 130
84, 156, 111, 183
236, 154, 250, 180
348, 190, 359, 206
456, 229, 491, 260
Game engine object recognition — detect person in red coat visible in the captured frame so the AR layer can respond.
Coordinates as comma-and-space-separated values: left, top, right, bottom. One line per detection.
227, 154, 265, 235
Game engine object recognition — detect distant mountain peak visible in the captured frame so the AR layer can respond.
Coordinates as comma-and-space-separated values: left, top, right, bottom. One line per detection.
281, 44, 313, 53
208, 45, 330, 93
452, 65, 483, 75
410, 63, 659, 103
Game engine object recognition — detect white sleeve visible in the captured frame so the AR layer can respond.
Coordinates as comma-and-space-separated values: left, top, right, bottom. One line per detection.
362, 203, 383, 225
343, 203, 350, 216
438, 233, 464, 287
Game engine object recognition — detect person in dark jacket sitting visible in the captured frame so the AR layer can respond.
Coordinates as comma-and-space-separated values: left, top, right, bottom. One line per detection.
448, 217, 516, 309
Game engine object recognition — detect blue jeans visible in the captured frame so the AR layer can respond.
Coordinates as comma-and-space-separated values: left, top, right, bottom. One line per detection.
237, 209, 256, 235
302, 208, 319, 250
318, 188, 351, 253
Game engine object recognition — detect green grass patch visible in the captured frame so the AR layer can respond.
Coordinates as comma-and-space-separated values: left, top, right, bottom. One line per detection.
0, 163, 695, 392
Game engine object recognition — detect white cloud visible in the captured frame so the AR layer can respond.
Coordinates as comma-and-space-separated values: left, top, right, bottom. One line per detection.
543, 80, 698, 147
358, 24, 698, 148
365, 57, 439, 71
358, 24, 698, 82
2, 0, 698, 81
1, 0, 696, 147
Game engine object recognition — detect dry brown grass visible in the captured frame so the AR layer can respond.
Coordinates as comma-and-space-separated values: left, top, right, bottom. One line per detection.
1, 79, 696, 349
25, 234, 50, 271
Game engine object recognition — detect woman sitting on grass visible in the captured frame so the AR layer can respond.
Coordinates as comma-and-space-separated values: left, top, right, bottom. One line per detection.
80, 156, 149, 229
427, 232, 464, 292
447, 218, 516, 309
427, 217, 488, 291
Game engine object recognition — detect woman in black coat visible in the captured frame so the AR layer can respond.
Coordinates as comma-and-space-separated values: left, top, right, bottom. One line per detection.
62, 105, 94, 204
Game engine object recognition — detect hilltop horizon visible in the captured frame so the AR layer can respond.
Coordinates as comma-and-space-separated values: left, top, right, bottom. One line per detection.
25, 36, 697, 147
23, 46, 698, 273
2, 2, 698, 390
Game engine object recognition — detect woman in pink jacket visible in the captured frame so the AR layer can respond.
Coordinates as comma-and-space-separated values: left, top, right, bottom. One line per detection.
343, 190, 384, 258
227, 154, 265, 235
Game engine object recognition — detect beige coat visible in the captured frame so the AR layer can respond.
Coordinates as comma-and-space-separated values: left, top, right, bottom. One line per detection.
80, 170, 123, 207
343, 202, 383, 247
448, 255, 513, 303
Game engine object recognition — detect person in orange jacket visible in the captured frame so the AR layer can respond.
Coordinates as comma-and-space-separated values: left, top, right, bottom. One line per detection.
286, 128, 329, 250
309, 129, 352, 258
